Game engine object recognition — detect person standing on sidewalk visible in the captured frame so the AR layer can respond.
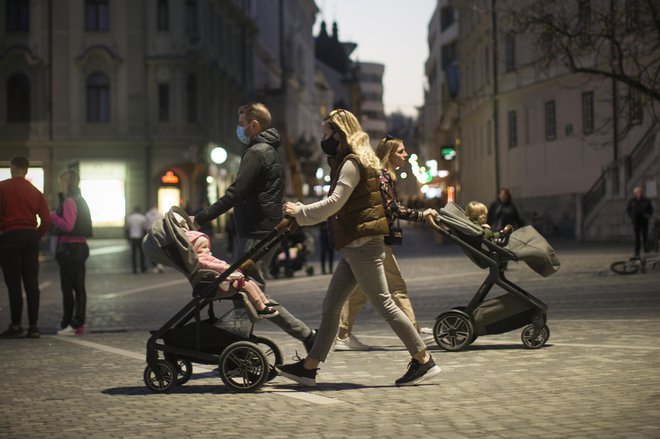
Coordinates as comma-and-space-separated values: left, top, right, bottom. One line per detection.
51, 169, 92, 336
335, 135, 437, 351
126, 206, 147, 274
193, 102, 315, 351
278, 109, 441, 387
0, 156, 51, 338
626, 186, 654, 257
145, 205, 164, 272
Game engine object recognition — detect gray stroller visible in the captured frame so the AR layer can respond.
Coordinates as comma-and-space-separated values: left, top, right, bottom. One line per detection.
426, 202, 560, 351
141, 206, 298, 392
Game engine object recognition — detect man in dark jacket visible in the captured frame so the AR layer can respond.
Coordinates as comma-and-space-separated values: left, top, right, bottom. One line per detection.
626, 186, 654, 256
194, 103, 315, 350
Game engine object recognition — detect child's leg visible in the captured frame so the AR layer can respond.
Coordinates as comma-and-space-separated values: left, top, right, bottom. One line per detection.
242, 281, 267, 311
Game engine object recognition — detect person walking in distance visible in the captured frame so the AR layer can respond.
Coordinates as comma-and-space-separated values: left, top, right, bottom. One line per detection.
335, 135, 438, 351
0, 156, 51, 338
626, 186, 654, 257
193, 102, 316, 351
277, 109, 442, 387
51, 169, 93, 336
126, 206, 147, 274
145, 205, 164, 272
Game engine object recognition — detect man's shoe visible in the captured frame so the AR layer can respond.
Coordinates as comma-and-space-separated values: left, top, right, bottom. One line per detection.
57, 325, 76, 336
277, 359, 318, 387
395, 355, 442, 386
26, 326, 40, 339
335, 334, 371, 351
303, 330, 317, 354
0, 325, 25, 338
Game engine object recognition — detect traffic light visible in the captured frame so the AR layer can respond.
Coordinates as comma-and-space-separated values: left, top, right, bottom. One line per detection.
440, 146, 456, 160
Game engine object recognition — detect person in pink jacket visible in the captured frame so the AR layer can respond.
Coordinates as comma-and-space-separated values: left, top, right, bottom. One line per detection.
184, 230, 278, 318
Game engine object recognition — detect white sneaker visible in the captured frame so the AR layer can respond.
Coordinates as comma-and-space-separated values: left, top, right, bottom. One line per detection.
334, 334, 372, 351
57, 325, 76, 336
420, 327, 433, 334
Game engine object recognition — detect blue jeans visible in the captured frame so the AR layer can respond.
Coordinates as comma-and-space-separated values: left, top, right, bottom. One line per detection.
309, 236, 426, 362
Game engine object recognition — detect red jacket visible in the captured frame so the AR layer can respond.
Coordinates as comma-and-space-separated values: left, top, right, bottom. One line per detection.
0, 177, 51, 237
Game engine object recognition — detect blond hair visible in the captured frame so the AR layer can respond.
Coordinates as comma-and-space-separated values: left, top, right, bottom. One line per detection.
324, 109, 380, 170
59, 169, 80, 195
465, 201, 488, 225
238, 102, 271, 129
376, 136, 403, 181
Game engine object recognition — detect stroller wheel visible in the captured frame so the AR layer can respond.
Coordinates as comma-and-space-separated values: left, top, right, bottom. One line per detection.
521, 324, 550, 349
250, 335, 283, 382
165, 355, 193, 385
218, 341, 269, 392
433, 311, 474, 352
143, 360, 177, 393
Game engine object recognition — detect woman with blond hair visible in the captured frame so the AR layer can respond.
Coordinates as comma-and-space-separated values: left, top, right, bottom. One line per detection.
50, 169, 92, 336
335, 136, 437, 351
277, 109, 441, 387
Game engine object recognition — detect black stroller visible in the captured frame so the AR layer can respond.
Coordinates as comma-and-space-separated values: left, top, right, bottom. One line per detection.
141, 206, 299, 393
426, 202, 559, 351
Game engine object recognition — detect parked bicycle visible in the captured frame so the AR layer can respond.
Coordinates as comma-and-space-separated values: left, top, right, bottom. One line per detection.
610, 254, 660, 275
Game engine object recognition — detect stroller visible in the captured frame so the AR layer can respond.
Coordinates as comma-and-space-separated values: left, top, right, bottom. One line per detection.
141, 206, 299, 393
269, 228, 315, 278
426, 202, 560, 351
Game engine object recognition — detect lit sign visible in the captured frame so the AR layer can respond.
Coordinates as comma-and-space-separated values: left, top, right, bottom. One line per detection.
161, 170, 179, 185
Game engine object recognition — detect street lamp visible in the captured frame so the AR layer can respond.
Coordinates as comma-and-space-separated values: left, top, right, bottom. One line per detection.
210, 145, 227, 164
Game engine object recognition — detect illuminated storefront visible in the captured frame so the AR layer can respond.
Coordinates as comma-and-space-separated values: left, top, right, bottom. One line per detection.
79, 162, 126, 227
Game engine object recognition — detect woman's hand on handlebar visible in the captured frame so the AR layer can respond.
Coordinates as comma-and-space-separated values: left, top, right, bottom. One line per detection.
422, 208, 438, 218
283, 201, 302, 217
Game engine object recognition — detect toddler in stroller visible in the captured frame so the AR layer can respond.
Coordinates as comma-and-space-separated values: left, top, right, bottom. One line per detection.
426, 202, 559, 352
184, 230, 278, 318
464, 201, 512, 243
141, 206, 300, 393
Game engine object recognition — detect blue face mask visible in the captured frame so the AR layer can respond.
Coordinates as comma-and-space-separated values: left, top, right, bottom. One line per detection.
236, 125, 250, 145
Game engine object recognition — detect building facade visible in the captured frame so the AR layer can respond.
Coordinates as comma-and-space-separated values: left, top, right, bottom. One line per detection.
357, 61, 386, 148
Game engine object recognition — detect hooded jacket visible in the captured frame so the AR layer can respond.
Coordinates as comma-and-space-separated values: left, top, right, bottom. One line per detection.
195, 128, 284, 238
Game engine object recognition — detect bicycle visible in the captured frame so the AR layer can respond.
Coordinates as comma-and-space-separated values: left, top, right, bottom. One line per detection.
610, 254, 660, 275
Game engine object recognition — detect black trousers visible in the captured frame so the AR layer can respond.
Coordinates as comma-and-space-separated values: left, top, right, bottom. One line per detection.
633, 219, 649, 255
56, 242, 89, 328
130, 238, 146, 273
0, 229, 41, 327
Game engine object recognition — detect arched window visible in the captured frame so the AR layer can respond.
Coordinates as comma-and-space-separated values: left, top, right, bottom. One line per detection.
86, 72, 110, 122
7, 73, 30, 123
186, 74, 197, 123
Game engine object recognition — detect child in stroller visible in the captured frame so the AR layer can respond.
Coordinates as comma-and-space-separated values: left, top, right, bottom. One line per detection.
184, 230, 278, 318
464, 201, 512, 243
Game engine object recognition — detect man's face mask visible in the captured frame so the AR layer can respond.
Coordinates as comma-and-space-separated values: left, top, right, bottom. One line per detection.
321, 131, 340, 156
236, 125, 250, 145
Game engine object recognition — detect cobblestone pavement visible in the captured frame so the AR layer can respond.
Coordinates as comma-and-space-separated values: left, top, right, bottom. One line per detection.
1, 225, 659, 438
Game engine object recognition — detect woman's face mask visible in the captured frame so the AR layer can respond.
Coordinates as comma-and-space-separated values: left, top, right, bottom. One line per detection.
321, 131, 340, 156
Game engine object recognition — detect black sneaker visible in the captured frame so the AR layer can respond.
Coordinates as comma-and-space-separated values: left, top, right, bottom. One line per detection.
277, 358, 318, 386
395, 355, 442, 386
0, 325, 26, 338
26, 326, 40, 339
303, 329, 317, 354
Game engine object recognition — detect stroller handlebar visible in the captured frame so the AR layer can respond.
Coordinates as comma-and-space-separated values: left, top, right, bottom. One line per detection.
275, 215, 300, 234
425, 213, 445, 233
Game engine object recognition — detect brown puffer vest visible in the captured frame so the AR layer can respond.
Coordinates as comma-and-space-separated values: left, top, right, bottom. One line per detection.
329, 155, 389, 250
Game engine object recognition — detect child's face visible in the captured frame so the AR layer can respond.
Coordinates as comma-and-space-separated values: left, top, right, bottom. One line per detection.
196, 238, 210, 253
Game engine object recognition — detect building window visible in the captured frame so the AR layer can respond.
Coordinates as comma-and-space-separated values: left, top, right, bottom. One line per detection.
625, 0, 640, 30
484, 46, 490, 84
7, 73, 30, 123
629, 87, 643, 125
157, 0, 169, 31
185, 0, 198, 42
487, 119, 492, 155
186, 75, 197, 123
440, 6, 454, 31
505, 33, 515, 72
158, 84, 169, 122
441, 42, 456, 69
508, 110, 517, 148
582, 91, 594, 134
85, 0, 109, 31
6, 0, 29, 32
545, 100, 556, 141
86, 72, 110, 122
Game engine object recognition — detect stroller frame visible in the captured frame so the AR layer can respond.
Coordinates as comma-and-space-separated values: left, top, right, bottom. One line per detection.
142, 206, 299, 392
426, 203, 550, 351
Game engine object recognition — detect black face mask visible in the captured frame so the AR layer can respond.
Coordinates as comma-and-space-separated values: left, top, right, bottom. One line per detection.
321, 132, 340, 156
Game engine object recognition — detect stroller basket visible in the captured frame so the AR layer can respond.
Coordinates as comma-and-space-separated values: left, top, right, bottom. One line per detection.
214, 307, 252, 338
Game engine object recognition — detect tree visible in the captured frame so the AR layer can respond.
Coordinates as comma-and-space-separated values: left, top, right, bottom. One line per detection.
505, 0, 660, 140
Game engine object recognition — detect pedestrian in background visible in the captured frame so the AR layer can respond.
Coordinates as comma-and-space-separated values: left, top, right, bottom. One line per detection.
126, 206, 147, 274
335, 135, 437, 351
626, 186, 654, 257
278, 109, 441, 387
0, 156, 51, 338
193, 102, 316, 352
145, 205, 164, 273
51, 169, 92, 336
487, 188, 524, 231
318, 220, 334, 274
